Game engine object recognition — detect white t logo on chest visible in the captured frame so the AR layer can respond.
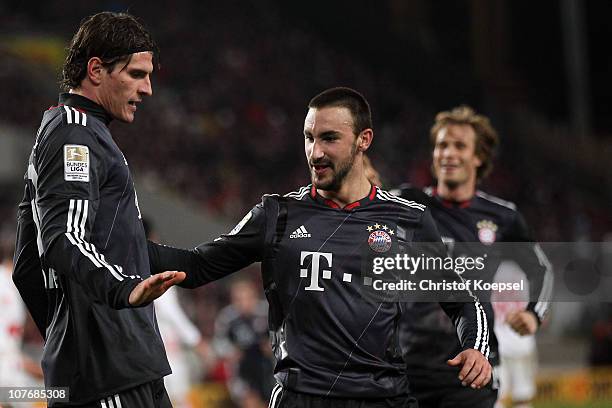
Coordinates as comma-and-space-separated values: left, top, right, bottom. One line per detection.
299, 251, 333, 291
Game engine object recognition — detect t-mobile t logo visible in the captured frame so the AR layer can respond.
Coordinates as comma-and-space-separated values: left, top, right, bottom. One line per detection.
300, 251, 333, 291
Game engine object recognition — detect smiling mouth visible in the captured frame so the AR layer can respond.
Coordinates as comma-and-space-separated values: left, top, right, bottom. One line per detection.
441, 164, 459, 170
312, 164, 331, 174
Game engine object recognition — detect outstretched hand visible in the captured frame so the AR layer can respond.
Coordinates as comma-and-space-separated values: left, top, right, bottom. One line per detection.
447, 349, 491, 389
129, 271, 186, 306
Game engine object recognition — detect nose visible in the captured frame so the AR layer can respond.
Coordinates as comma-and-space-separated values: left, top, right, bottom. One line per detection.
441, 145, 455, 159
309, 139, 325, 161
139, 76, 153, 97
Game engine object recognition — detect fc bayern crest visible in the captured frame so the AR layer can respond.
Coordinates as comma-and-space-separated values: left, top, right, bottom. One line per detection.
366, 223, 394, 253
477, 220, 498, 245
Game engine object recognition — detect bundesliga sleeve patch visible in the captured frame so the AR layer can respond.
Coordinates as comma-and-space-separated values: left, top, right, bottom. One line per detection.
64, 144, 90, 182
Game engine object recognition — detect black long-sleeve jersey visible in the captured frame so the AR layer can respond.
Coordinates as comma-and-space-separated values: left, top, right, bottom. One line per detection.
12, 93, 170, 406
392, 185, 552, 371
148, 185, 490, 398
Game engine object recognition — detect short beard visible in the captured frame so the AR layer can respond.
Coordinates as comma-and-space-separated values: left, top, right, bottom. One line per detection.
313, 142, 358, 192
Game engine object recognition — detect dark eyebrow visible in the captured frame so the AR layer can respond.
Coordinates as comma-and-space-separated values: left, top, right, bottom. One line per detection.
303, 130, 340, 138
129, 69, 150, 76
320, 131, 340, 138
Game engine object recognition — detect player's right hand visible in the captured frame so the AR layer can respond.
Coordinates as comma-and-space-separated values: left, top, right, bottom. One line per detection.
129, 271, 186, 306
447, 349, 492, 389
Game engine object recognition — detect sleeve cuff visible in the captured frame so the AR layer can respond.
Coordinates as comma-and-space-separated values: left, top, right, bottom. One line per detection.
115, 278, 143, 309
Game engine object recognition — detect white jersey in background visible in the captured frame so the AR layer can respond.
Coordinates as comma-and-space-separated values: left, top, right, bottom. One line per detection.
155, 287, 202, 408
493, 261, 538, 406
0, 263, 27, 386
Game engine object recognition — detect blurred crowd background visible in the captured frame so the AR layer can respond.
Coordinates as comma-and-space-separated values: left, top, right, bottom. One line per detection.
0, 1, 610, 407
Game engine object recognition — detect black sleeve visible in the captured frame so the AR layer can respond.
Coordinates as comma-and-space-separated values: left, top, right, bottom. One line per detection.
148, 203, 267, 288
392, 185, 434, 206
505, 211, 553, 324
34, 125, 141, 309
439, 297, 490, 357
416, 208, 491, 357
13, 183, 48, 338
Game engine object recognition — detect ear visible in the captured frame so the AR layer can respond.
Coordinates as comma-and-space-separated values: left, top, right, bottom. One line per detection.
357, 129, 374, 152
474, 154, 483, 168
86, 57, 105, 86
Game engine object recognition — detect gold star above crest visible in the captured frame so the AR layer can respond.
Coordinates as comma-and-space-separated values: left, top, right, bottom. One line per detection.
367, 225, 373, 232
389, 229, 395, 235
374, 223, 381, 229
382, 225, 388, 230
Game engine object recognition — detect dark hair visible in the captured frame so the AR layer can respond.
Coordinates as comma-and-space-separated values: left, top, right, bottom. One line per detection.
61, 11, 159, 90
308, 87, 372, 135
430, 105, 499, 180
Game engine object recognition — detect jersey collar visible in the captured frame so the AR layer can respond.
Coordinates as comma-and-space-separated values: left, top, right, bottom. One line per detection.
429, 186, 473, 208
310, 184, 377, 210
58, 93, 113, 125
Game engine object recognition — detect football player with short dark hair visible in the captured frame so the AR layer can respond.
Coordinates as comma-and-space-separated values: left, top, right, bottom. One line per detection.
147, 88, 492, 407
13, 12, 183, 407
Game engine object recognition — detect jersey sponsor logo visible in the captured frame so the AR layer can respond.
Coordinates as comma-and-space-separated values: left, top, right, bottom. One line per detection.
366, 223, 394, 253
477, 220, 498, 245
299, 251, 333, 291
64, 144, 90, 182
290, 225, 311, 239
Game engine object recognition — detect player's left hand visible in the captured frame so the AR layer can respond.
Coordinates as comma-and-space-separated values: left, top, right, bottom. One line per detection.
447, 349, 491, 389
129, 271, 186, 306
506, 310, 538, 336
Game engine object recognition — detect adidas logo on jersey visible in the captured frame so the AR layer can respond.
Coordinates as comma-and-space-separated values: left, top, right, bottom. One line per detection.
290, 225, 311, 239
